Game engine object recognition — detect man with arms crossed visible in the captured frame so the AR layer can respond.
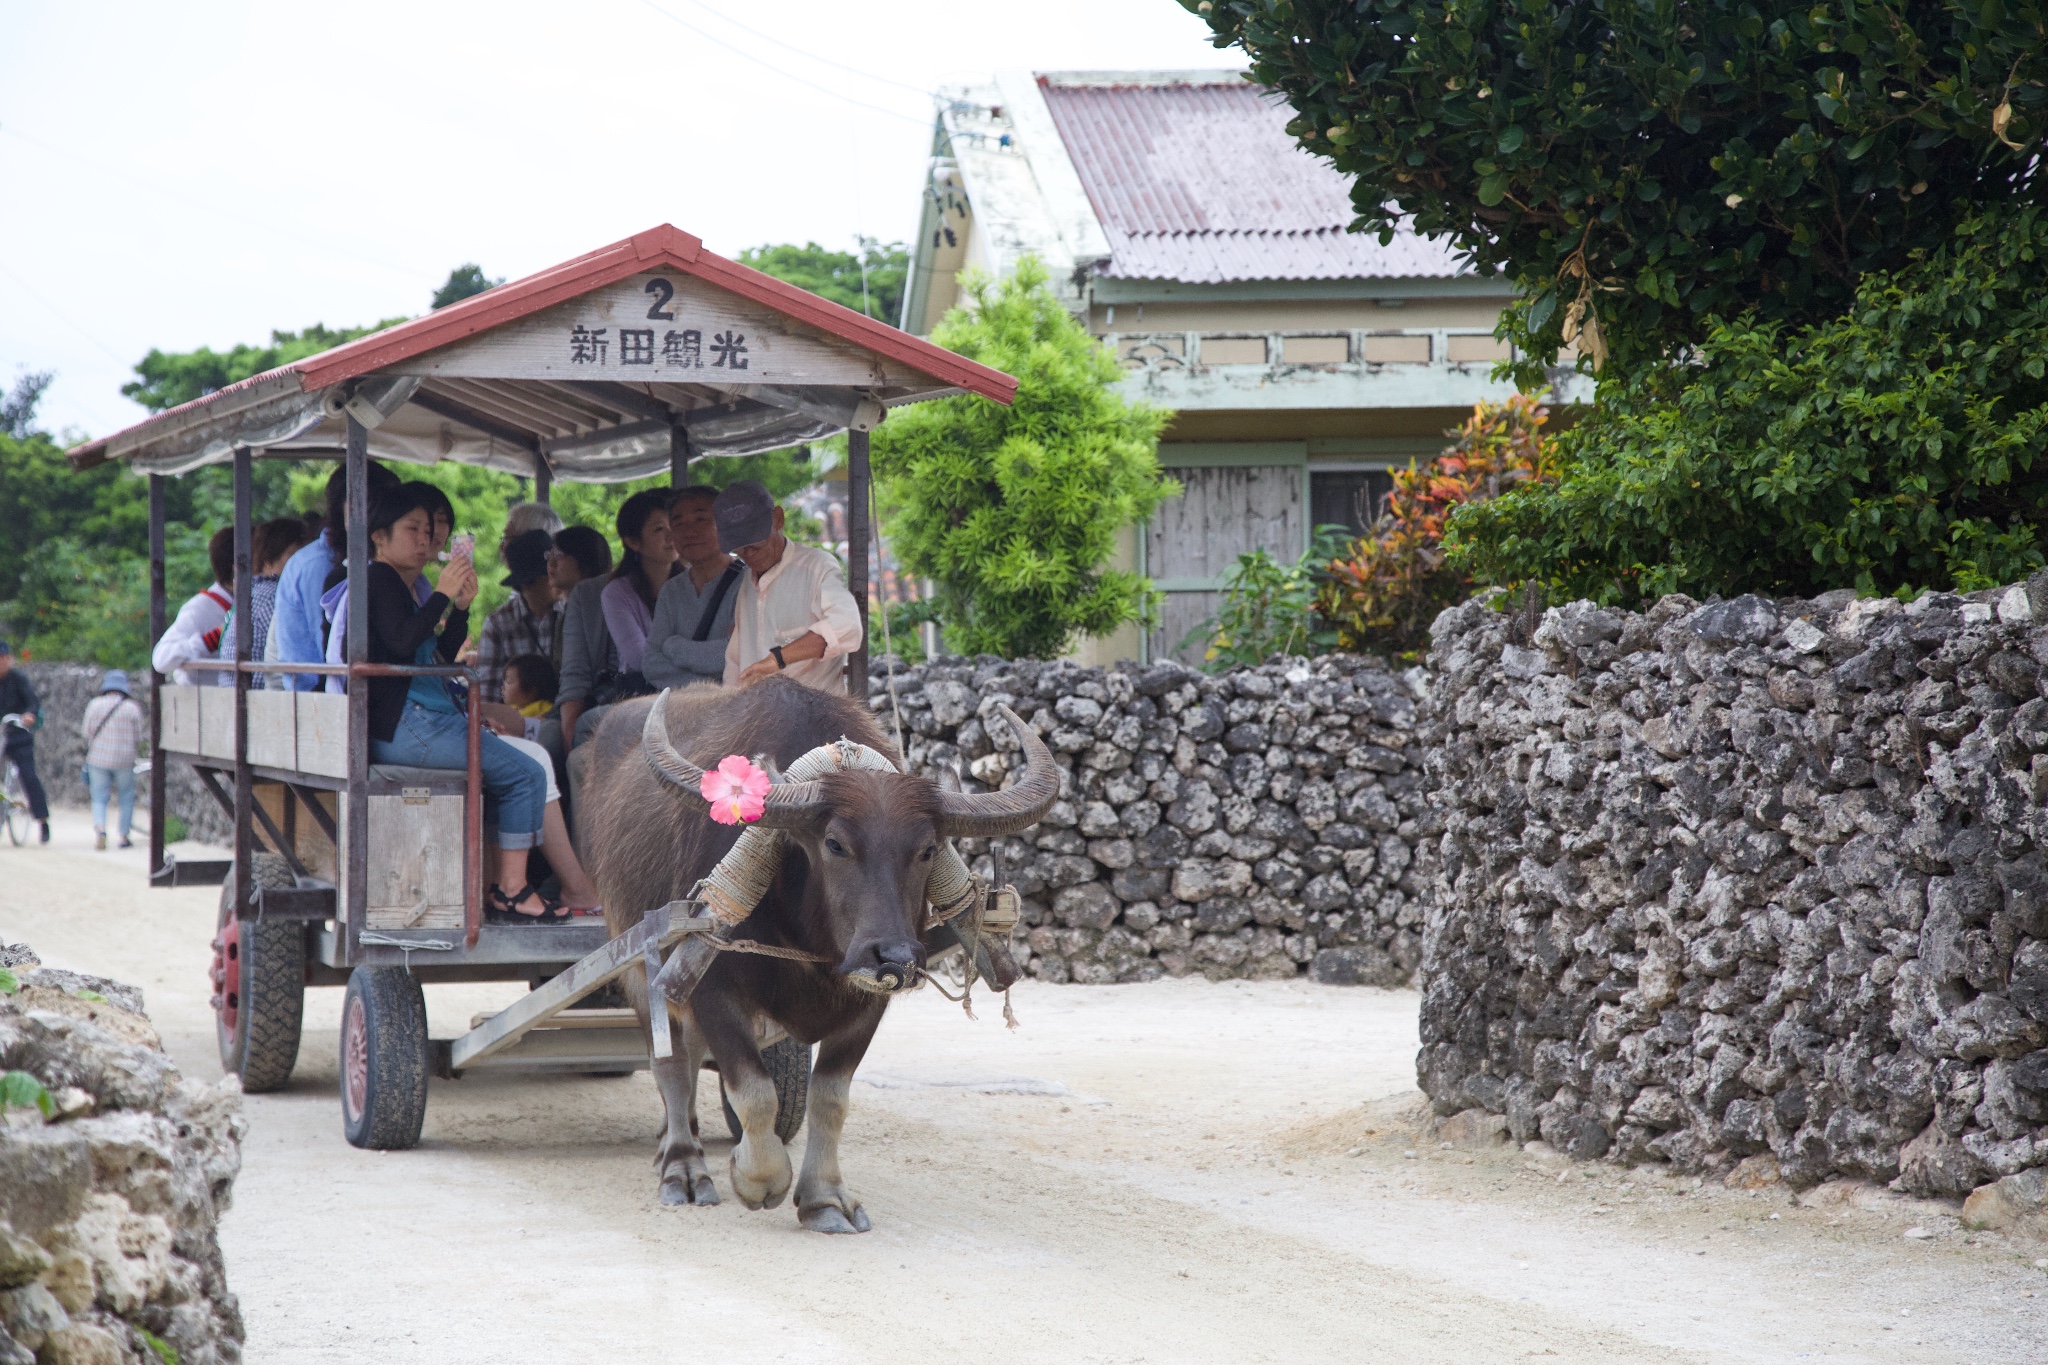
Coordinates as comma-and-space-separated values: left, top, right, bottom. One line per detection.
712, 481, 863, 693
644, 485, 741, 691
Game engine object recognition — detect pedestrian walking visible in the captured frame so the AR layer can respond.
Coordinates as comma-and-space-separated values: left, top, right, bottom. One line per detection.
81, 670, 146, 850
0, 639, 50, 844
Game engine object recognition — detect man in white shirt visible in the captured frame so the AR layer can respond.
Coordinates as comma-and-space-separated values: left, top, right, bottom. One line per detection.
152, 528, 235, 685
712, 481, 864, 694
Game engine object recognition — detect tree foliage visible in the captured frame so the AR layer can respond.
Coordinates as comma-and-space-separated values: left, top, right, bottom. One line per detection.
1323, 396, 1554, 657
431, 264, 503, 310
1188, 0, 2048, 378
738, 238, 907, 325
870, 259, 1176, 659
0, 372, 299, 667
1448, 207, 2048, 602
122, 323, 397, 413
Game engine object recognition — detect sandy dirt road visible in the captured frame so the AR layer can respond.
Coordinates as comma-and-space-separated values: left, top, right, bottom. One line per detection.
4, 807, 2046, 1364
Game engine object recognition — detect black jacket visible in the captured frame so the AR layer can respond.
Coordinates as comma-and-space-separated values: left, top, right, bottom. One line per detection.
0, 670, 41, 741
365, 562, 468, 743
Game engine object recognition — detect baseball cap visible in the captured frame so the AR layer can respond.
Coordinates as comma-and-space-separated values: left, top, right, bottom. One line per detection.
500, 528, 553, 589
713, 480, 776, 553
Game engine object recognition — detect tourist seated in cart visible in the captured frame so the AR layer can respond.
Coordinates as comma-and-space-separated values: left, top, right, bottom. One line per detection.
599, 489, 675, 698
499, 654, 557, 740
208, 517, 308, 688
551, 525, 615, 749
715, 480, 864, 694
363, 485, 600, 922
318, 481, 453, 695
474, 527, 562, 705
642, 483, 739, 692
152, 527, 236, 685
270, 461, 401, 690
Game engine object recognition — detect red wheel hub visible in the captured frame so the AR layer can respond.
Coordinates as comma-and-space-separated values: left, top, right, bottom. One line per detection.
342, 995, 369, 1120
211, 919, 242, 1038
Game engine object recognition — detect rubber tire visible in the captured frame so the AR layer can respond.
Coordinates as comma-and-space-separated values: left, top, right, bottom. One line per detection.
215, 853, 306, 1093
721, 1038, 812, 1145
340, 967, 430, 1150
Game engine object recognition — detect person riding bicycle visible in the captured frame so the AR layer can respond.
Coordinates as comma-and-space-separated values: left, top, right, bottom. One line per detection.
0, 639, 51, 844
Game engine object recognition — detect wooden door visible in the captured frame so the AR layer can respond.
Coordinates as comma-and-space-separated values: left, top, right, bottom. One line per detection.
1146, 465, 1304, 664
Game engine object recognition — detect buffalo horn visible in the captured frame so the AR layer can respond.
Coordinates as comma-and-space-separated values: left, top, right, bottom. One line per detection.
934, 704, 1060, 837
640, 690, 833, 828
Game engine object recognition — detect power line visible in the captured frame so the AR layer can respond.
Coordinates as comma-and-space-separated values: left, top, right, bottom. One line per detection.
0, 258, 136, 368
0, 126, 429, 283
632, 0, 933, 129
662, 0, 936, 98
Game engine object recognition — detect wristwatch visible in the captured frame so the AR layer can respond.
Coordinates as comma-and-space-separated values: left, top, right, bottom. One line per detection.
770, 645, 787, 670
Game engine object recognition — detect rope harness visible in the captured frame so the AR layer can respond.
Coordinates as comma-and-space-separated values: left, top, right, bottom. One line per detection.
651, 737, 1022, 1020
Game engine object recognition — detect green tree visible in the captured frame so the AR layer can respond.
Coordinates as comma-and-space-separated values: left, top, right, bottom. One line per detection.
1188, 0, 2048, 379
1448, 207, 2048, 603
870, 259, 1176, 659
122, 323, 397, 413
0, 372, 299, 667
432, 264, 504, 310
738, 239, 907, 324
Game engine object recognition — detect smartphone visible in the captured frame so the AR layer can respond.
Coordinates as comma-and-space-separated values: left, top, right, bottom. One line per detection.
448, 532, 475, 561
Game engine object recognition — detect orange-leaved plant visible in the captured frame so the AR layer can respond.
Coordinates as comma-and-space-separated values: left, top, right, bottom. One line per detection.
1317, 395, 1555, 660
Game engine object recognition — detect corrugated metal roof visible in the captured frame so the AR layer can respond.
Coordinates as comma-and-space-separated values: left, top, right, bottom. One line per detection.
1037, 76, 1463, 284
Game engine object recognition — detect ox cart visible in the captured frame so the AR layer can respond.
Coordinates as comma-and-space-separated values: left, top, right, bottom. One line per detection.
69, 226, 1017, 1148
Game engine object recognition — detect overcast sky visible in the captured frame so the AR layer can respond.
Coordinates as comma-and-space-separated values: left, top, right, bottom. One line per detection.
0, 0, 1238, 441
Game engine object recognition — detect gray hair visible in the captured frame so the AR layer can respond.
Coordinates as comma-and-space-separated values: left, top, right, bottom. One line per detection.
504, 501, 564, 539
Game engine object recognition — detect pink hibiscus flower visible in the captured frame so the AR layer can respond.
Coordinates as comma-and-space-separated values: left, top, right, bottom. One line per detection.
701, 754, 771, 825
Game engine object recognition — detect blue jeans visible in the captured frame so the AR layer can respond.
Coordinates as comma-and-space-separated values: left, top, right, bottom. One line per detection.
86, 764, 135, 838
370, 702, 546, 850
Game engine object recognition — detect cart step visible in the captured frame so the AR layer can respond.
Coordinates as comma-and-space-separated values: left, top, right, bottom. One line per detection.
467, 1006, 640, 1030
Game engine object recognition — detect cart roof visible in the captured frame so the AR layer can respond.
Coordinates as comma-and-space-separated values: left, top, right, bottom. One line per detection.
67, 224, 1015, 481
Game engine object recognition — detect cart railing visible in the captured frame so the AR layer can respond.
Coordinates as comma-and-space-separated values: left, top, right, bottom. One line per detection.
175, 659, 485, 953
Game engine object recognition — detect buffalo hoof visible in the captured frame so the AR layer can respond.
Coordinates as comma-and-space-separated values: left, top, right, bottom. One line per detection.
660, 1173, 719, 1206
729, 1137, 790, 1211
799, 1204, 872, 1234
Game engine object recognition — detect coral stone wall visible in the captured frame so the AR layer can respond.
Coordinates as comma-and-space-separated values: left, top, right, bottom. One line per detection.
864, 654, 1436, 984
1420, 582, 2048, 1192
0, 943, 247, 1364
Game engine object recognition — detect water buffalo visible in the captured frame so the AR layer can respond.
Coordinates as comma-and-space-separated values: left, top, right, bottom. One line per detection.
578, 676, 1057, 1232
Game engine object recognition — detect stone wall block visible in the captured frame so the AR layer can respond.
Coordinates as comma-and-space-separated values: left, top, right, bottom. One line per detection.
1418, 583, 2048, 1192
867, 653, 1426, 984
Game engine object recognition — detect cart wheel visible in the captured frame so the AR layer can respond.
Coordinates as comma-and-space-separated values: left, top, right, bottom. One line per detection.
721, 1038, 812, 1145
212, 854, 305, 1092
340, 967, 430, 1150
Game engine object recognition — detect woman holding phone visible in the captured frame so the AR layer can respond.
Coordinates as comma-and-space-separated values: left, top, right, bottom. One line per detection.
361, 485, 597, 923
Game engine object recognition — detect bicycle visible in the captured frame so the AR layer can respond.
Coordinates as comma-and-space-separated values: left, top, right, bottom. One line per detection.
0, 714, 28, 846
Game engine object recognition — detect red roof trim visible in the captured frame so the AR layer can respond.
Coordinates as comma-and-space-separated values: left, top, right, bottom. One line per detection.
295, 224, 1015, 402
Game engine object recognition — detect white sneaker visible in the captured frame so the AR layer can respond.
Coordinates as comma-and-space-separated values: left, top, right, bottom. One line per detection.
94, 831, 106, 851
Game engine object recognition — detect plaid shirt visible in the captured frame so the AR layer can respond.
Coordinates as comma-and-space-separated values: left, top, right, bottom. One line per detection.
474, 593, 563, 704
81, 693, 145, 770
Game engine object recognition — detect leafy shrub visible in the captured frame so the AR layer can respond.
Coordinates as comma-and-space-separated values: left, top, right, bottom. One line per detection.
1189, 526, 1348, 669
871, 259, 1176, 659
1320, 396, 1554, 659
1449, 208, 2048, 603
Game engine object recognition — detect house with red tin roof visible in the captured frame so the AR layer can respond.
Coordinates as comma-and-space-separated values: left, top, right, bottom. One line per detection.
904, 70, 1586, 663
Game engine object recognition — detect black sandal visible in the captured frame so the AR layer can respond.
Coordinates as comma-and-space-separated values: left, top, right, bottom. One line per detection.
486, 884, 565, 925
